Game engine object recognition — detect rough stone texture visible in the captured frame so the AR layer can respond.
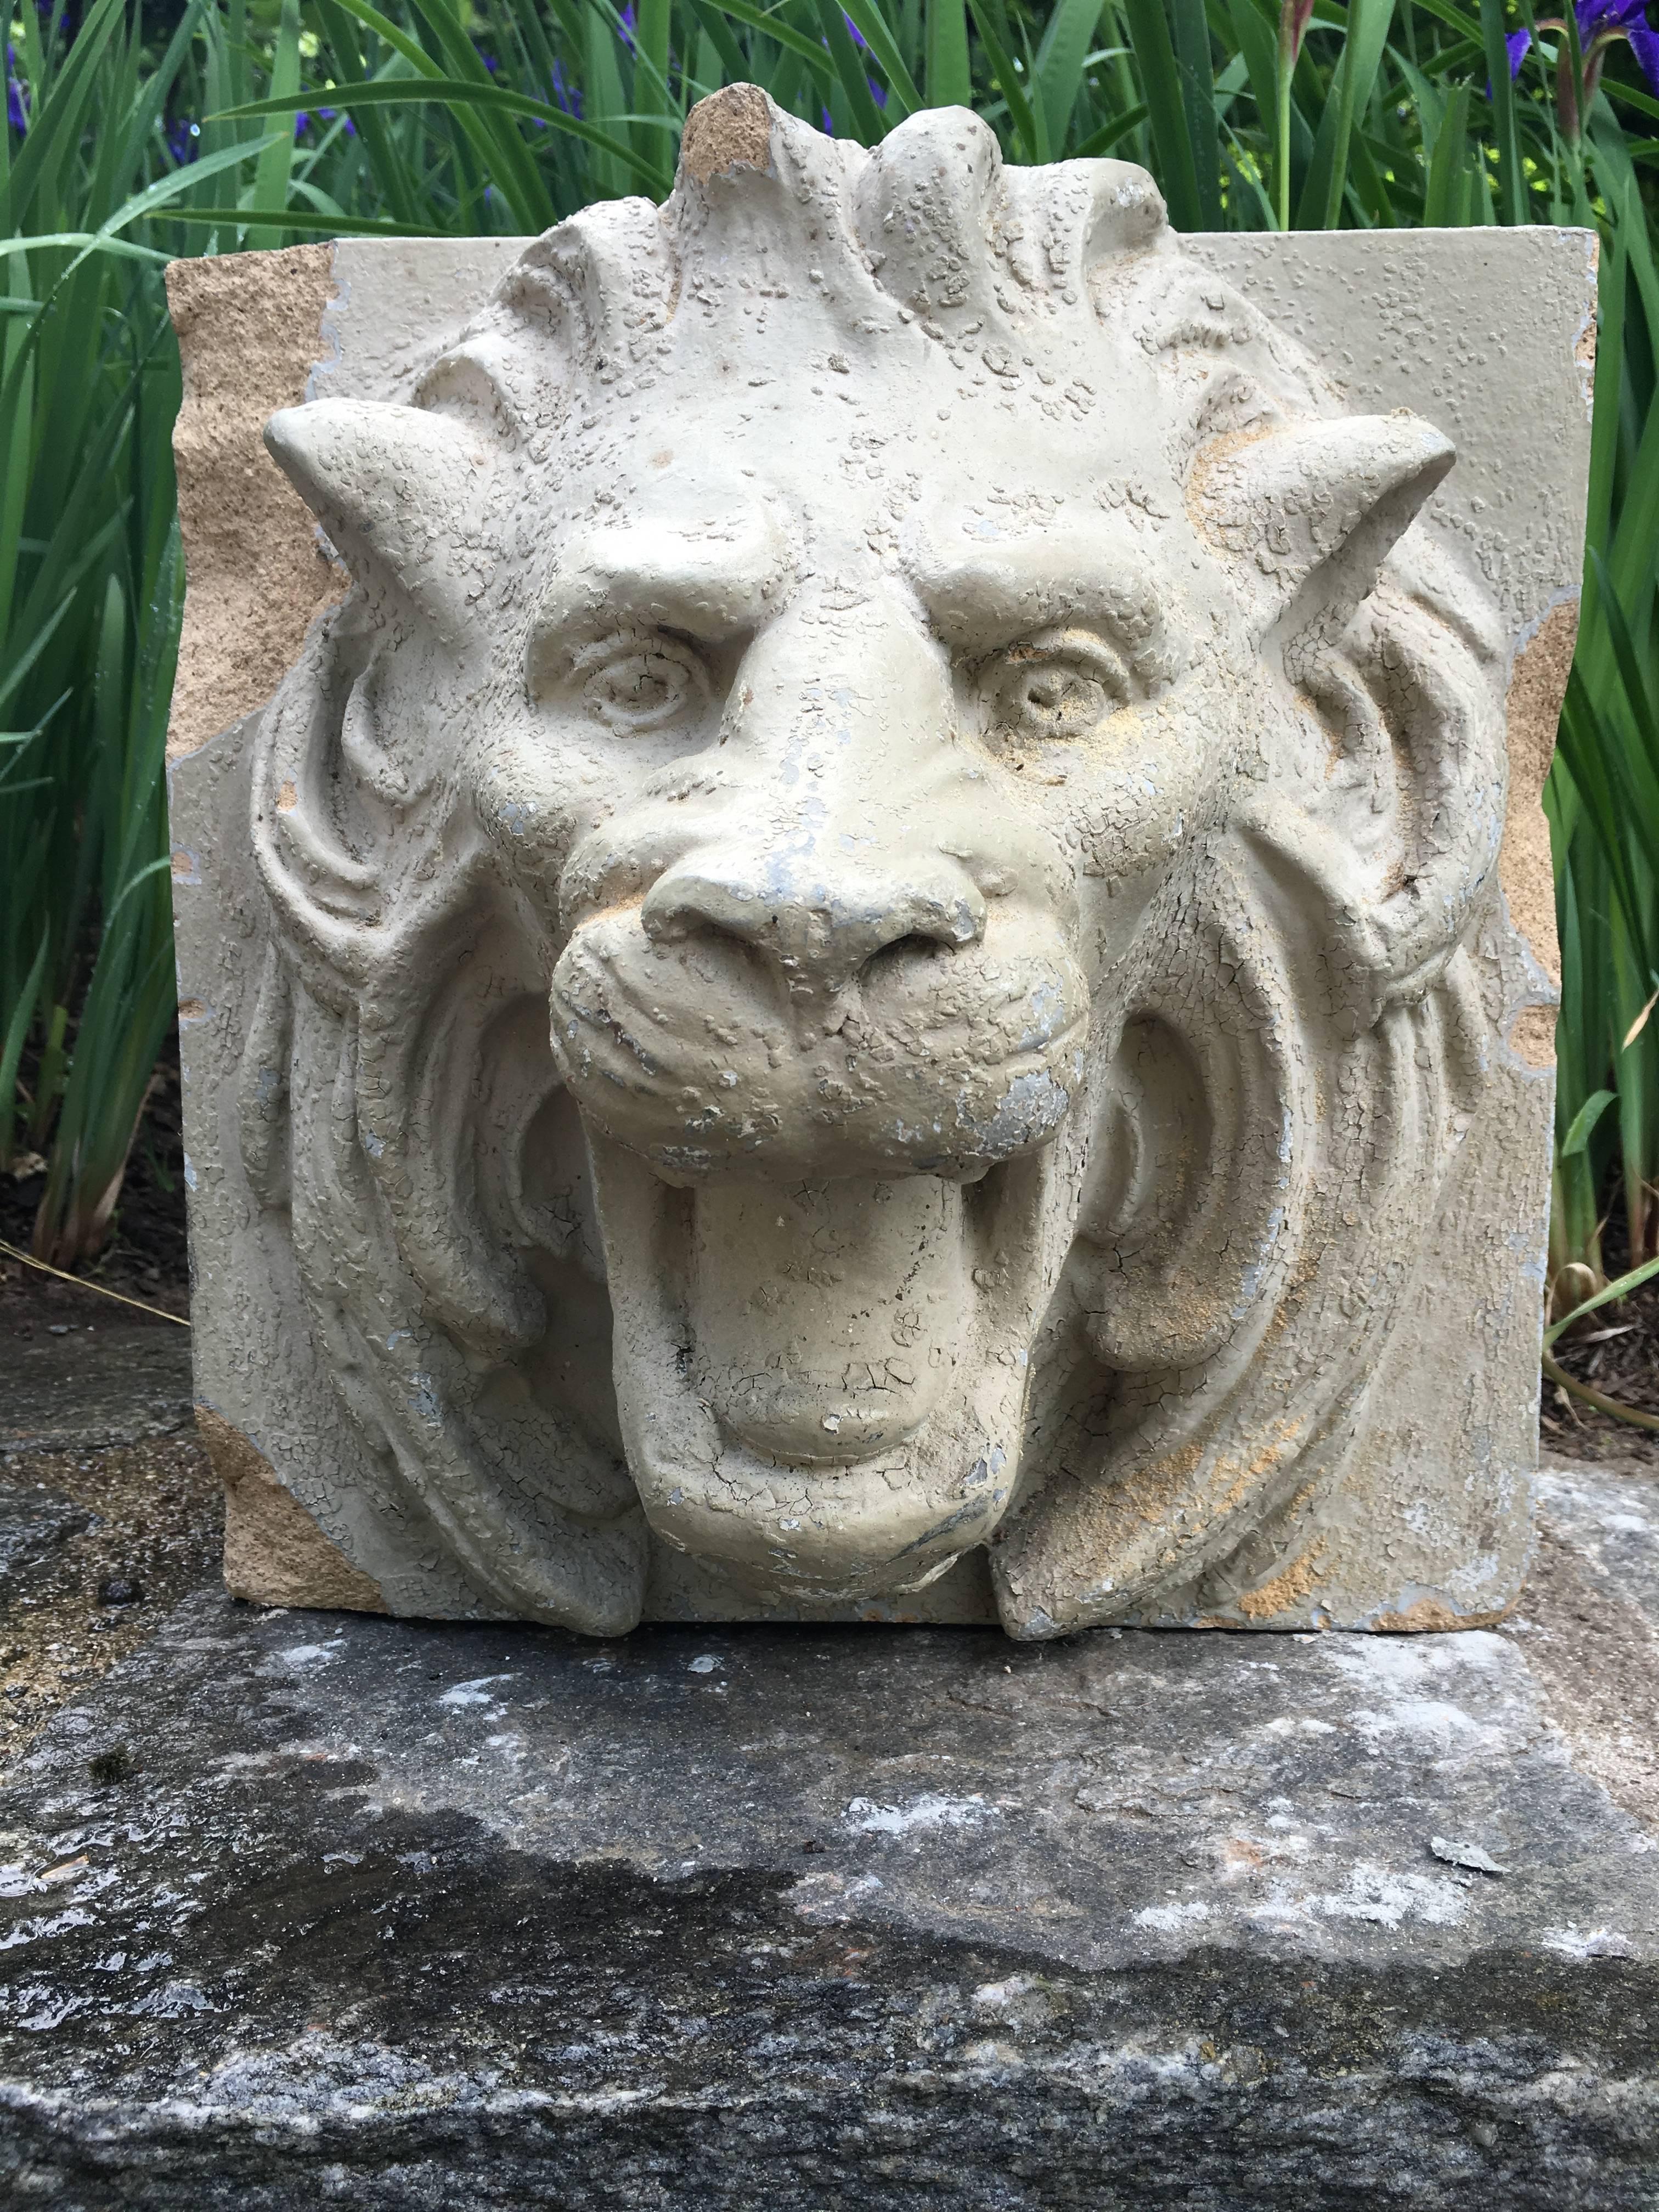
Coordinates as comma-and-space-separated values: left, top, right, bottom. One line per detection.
1, 1325, 194, 1459
1513, 1461, 1659, 1832
167, 93, 1591, 1639
2, 1459, 1658, 2205
0, 1434, 223, 1766
1502, 600, 1579, 1066
0, 1481, 88, 1602
163, 247, 351, 763
203, 1407, 387, 1614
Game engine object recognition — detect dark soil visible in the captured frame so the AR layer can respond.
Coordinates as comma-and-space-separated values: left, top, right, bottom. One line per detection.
1543, 1189, 1659, 1470
0, 1026, 189, 1330
0, 1434, 222, 1767
0, 1029, 210, 1771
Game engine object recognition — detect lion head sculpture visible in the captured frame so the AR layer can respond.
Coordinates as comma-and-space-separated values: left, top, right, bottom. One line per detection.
241, 88, 1516, 1638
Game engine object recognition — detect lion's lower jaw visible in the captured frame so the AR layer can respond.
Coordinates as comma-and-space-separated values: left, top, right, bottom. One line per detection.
582, 1128, 1067, 1604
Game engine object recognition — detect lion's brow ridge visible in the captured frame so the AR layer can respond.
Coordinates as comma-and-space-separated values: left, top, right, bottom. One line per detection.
530, 499, 793, 652
907, 517, 1171, 656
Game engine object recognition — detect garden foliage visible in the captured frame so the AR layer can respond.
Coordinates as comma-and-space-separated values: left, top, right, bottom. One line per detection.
1, 0, 1656, 1300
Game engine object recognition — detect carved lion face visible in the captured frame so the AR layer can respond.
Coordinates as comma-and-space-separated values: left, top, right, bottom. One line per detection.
251, 91, 1506, 1634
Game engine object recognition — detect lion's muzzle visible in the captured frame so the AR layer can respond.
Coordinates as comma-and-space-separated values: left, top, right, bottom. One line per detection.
550, 895, 1086, 1182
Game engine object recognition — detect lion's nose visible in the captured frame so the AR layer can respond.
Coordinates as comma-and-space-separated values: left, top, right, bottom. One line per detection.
641, 847, 986, 990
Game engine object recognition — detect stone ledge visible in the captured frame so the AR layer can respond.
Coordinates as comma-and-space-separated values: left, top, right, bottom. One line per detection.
0, 1325, 194, 1460
0, 1461, 1656, 2208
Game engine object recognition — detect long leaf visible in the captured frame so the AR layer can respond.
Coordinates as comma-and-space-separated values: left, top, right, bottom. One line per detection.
216, 82, 668, 193
1035, 0, 1109, 155
1120, 0, 1205, 226
926, 0, 974, 106
247, 0, 303, 247
1169, 0, 1222, 225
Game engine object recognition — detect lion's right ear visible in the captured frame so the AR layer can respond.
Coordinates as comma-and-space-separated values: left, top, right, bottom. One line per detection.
1195, 413, 1454, 679
264, 399, 492, 640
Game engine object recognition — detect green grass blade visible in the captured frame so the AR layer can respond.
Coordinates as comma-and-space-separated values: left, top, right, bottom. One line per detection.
313, 0, 423, 227
1169, 0, 1222, 225
840, 0, 922, 114
1072, 99, 1151, 154
686, 0, 753, 89
1327, 0, 1395, 224
812, 0, 891, 141
967, 0, 1042, 161
218, 84, 666, 195
1544, 1252, 1659, 1347
692, 0, 840, 90
1560, 1086, 1617, 1159
1477, 0, 1526, 222
1035, 0, 1110, 156
247, 0, 303, 249
1120, 0, 1206, 225
926, 0, 974, 106
0, 927, 47, 1168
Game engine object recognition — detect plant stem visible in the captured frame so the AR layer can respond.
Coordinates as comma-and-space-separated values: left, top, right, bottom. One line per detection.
1543, 1352, 1659, 1432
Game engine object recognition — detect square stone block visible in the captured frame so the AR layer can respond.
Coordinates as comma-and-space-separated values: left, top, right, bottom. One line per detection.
166, 95, 1592, 1637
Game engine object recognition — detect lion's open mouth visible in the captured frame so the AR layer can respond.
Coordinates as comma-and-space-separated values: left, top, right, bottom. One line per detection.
690, 1172, 971, 1465
579, 1135, 1079, 1605
551, 910, 1091, 1601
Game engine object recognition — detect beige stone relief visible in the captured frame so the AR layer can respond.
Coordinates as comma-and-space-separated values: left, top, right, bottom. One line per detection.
169, 90, 1591, 1636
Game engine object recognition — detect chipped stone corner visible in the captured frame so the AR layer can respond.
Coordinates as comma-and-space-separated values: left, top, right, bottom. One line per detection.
1188, 1551, 1517, 1636
1572, 228, 1599, 420
678, 81, 774, 184
1218, 1543, 1338, 1630
1499, 593, 1578, 1068
196, 1404, 388, 1616
165, 242, 349, 766
1369, 1594, 1514, 1634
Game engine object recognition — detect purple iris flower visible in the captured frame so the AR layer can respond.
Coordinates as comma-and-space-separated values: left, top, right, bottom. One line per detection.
166, 117, 200, 165
293, 109, 309, 137
618, 3, 636, 53
1507, 0, 1659, 133
843, 12, 867, 47
6, 46, 27, 133
551, 59, 583, 117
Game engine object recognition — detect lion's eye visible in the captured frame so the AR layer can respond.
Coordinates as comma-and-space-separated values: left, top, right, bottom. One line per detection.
994, 634, 1130, 744
578, 633, 708, 733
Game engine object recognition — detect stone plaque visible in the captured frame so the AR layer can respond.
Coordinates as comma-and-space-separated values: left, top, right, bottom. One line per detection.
165, 89, 1592, 1637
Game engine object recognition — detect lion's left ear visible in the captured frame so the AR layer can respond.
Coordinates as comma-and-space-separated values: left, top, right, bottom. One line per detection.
265, 399, 492, 639
1203, 411, 1504, 1031
1194, 412, 1454, 676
